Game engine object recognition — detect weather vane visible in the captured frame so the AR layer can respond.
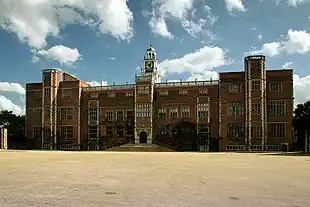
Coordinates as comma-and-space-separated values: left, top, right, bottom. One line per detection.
149, 40, 152, 48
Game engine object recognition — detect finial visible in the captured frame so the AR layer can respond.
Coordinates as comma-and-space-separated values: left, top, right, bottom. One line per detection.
149, 40, 152, 48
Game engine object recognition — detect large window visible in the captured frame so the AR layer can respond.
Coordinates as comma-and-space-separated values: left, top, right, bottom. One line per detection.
252, 103, 261, 115
136, 104, 150, 117
89, 126, 98, 140
181, 107, 190, 118
229, 84, 241, 93
117, 126, 124, 137
60, 108, 73, 120
90, 92, 98, 99
44, 88, 50, 97
158, 108, 166, 119
179, 89, 188, 95
270, 82, 282, 92
227, 124, 244, 138
89, 108, 98, 121
251, 126, 262, 138
62, 89, 72, 98
108, 92, 116, 98
43, 73, 51, 85
252, 80, 261, 91
106, 126, 113, 136
137, 85, 149, 94
228, 102, 243, 116
159, 90, 168, 96
116, 111, 124, 121
268, 123, 285, 138
33, 108, 42, 122
169, 108, 178, 119
268, 100, 285, 116
60, 126, 74, 142
198, 103, 209, 118
33, 126, 42, 139
106, 111, 114, 121
125, 92, 133, 97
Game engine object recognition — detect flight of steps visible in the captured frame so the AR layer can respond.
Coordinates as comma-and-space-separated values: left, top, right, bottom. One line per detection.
107, 143, 174, 152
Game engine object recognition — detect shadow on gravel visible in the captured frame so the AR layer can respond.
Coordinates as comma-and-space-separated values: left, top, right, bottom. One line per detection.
261, 152, 310, 157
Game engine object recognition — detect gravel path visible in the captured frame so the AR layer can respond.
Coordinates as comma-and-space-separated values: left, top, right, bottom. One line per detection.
0, 151, 309, 207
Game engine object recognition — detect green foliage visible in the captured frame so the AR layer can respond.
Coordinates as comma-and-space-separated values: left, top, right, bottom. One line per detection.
0, 110, 26, 146
293, 101, 310, 150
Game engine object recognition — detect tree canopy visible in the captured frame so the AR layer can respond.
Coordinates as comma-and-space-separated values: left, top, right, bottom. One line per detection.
0, 110, 26, 147
293, 101, 310, 150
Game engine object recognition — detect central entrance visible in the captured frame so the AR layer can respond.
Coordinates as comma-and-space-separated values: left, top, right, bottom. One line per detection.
139, 131, 147, 144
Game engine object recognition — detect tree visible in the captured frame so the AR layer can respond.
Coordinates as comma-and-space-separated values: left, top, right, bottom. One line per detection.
0, 110, 26, 148
293, 101, 310, 151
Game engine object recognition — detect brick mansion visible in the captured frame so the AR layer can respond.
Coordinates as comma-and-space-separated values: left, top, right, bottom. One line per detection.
26, 43, 294, 152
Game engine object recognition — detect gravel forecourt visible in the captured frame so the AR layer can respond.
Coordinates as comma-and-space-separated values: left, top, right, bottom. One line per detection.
0, 151, 309, 207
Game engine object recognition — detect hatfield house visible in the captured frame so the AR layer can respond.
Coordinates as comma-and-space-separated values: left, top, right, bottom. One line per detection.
25, 43, 293, 152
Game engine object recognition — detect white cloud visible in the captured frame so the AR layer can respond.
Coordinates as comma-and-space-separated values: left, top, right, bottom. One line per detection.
257, 34, 263, 40
109, 57, 116, 60
159, 45, 232, 78
149, 15, 174, 39
147, 0, 217, 39
294, 74, 310, 106
0, 95, 24, 116
35, 45, 82, 65
0, 0, 133, 49
0, 82, 25, 95
187, 70, 219, 81
248, 29, 310, 57
283, 0, 309, 7
225, 0, 246, 13
282, 61, 293, 68
87, 81, 108, 87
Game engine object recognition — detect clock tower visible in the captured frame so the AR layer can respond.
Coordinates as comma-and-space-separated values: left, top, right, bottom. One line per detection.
144, 42, 157, 70
134, 42, 160, 144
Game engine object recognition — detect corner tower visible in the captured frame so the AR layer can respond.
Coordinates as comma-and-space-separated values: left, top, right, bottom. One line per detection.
244, 55, 267, 151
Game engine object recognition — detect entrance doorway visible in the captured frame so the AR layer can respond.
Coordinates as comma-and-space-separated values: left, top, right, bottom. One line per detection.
139, 131, 147, 144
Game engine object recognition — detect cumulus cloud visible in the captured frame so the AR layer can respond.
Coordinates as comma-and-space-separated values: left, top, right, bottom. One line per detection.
187, 70, 219, 81
0, 95, 24, 115
147, 0, 217, 39
0, 0, 134, 49
34, 45, 82, 65
277, 0, 310, 7
87, 81, 108, 87
225, 0, 246, 13
257, 34, 263, 40
158, 45, 232, 81
282, 61, 293, 68
0, 82, 25, 95
294, 74, 310, 106
247, 29, 310, 57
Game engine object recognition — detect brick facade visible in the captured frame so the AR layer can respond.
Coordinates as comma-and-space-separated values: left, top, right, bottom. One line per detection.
25, 45, 294, 152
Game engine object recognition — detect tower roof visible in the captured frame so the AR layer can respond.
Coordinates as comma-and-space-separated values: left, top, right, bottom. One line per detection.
146, 41, 156, 52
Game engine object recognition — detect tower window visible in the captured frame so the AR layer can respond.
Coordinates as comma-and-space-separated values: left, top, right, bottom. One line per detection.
252, 80, 261, 91
229, 84, 241, 93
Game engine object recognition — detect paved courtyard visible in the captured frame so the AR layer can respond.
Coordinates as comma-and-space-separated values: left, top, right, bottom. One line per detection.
0, 151, 309, 207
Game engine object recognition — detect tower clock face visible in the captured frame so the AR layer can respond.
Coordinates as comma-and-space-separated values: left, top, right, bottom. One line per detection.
145, 61, 154, 69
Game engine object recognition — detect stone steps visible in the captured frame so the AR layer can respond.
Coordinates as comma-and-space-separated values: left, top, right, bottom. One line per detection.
107, 144, 174, 152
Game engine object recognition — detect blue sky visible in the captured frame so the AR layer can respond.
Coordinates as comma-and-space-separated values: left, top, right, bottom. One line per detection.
0, 0, 310, 115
